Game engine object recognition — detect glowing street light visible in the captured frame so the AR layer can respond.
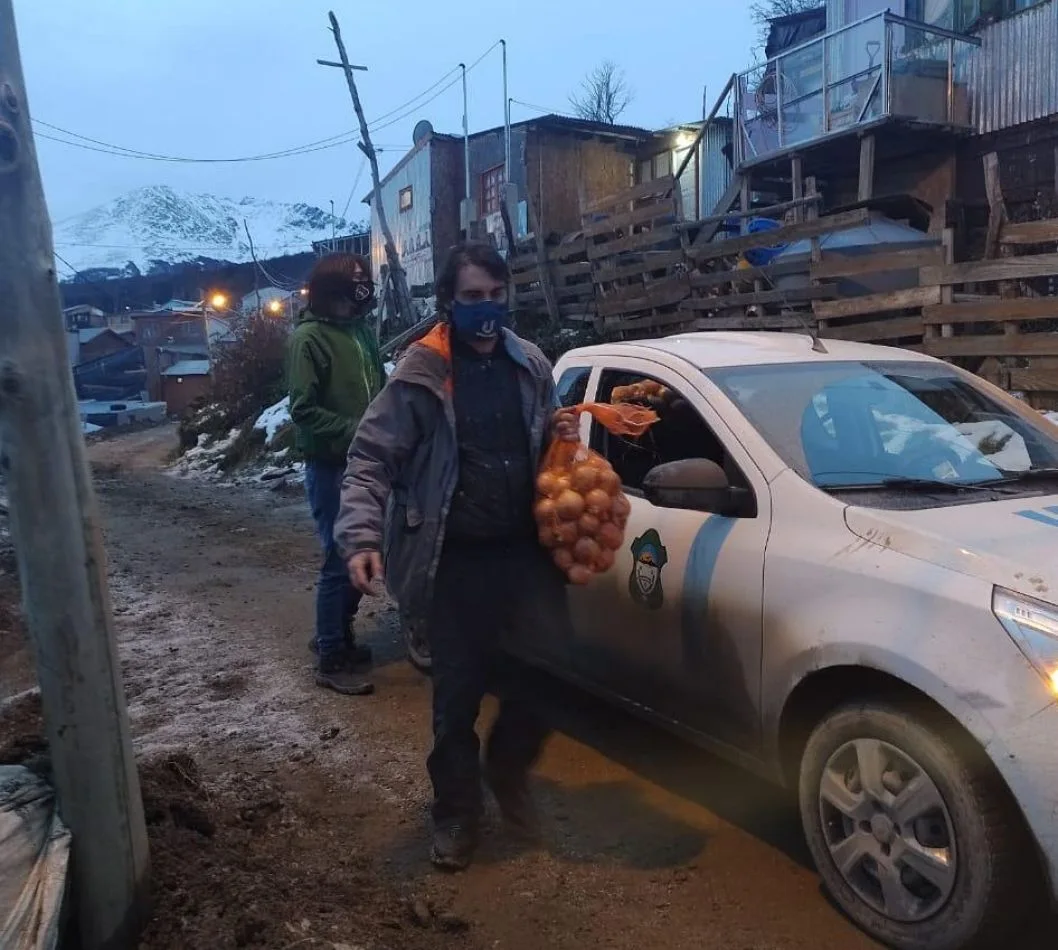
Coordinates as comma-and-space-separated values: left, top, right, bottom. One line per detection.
210, 292, 228, 310
267, 299, 283, 315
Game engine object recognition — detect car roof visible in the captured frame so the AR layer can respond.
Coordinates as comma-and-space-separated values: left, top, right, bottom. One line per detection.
568, 331, 941, 370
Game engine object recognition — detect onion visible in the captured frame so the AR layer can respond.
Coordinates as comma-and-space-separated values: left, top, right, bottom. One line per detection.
577, 512, 601, 536
567, 564, 593, 586
534, 497, 557, 524
553, 548, 575, 571
555, 489, 586, 521
595, 549, 616, 572
570, 463, 598, 494
584, 488, 612, 516
538, 527, 558, 549
555, 522, 579, 546
573, 536, 601, 565
597, 466, 621, 495
611, 493, 631, 520
537, 471, 561, 498
598, 522, 624, 551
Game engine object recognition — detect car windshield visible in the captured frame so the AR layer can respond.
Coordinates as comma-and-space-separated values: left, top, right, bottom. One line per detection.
707, 360, 1058, 490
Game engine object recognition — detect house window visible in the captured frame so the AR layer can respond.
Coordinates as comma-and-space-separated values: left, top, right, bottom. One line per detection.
399, 186, 413, 213
480, 165, 505, 216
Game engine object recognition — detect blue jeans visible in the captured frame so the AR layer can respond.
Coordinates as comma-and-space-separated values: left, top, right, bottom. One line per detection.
305, 461, 362, 663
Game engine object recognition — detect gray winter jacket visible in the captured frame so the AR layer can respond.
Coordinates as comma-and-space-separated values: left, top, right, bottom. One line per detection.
334, 323, 558, 623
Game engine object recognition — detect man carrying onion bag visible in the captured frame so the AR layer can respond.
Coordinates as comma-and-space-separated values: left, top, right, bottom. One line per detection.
334, 241, 579, 871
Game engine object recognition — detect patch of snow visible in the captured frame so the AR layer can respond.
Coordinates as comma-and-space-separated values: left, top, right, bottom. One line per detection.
82, 422, 102, 434
168, 427, 241, 480
1043, 411, 1058, 426
383, 361, 395, 377
110, 573, 365, 772
254, 396, 291, 446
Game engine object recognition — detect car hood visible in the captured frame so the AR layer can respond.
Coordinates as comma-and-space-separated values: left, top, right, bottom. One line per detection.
844, 493, 1058, 602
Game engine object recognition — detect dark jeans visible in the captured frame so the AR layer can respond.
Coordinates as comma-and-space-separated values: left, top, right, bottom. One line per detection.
305, 460, 362, 663
427, 539, 569, 829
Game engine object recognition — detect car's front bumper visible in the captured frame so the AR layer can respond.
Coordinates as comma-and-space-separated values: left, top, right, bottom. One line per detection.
987, 697, 1058, 903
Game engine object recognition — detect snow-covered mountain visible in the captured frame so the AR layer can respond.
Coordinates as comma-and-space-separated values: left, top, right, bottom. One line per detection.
54, 185, 362, 276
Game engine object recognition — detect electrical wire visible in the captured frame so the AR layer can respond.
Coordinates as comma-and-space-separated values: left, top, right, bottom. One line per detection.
509, 98, 576, 118
339, 153, 369, 221
33, 41, 503, 165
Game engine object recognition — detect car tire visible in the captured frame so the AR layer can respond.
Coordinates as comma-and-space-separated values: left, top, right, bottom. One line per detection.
402, 615, 432, 675
798, 701, 1034, 950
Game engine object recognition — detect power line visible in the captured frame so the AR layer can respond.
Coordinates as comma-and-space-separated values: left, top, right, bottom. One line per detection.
510, 98, 577, 118
339, 153, 369, 221
33, 42, 502, 166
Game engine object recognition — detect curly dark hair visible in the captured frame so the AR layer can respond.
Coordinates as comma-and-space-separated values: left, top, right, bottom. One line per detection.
434, 241, 509, 315
307, 253, 371, 316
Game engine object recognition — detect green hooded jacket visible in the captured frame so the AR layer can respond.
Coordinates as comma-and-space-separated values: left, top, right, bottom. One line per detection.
288, 309, 386, 464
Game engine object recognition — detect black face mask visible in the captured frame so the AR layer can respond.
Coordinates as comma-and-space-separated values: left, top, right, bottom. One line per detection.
348, 278, 376, 314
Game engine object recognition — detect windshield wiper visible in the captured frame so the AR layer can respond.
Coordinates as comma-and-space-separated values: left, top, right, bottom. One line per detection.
984, 467, 1058, 486
824, 475, 1015, 494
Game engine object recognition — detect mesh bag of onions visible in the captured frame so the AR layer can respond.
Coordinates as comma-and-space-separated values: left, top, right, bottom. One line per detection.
535, 403, 658, 585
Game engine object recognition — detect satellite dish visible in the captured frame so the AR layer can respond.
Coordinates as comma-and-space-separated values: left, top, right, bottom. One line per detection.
412, 119, 434, 147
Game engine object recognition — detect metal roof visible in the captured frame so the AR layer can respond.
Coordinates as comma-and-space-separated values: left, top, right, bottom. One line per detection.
162, 360, 211, 377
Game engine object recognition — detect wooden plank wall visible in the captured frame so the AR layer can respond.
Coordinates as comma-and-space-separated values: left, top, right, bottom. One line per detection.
510, 177, 1058, 404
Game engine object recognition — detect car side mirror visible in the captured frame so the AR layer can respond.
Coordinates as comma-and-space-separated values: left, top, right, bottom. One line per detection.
642, 459, 748, 516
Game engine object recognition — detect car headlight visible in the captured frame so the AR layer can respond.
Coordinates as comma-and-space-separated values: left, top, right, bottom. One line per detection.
993, 587, 1058, 696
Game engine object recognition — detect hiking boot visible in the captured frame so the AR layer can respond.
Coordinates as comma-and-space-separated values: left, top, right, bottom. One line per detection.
309, 637, 373, 667
315, 657, 375, 696
430, 823, 478, 871
485, 767, 541, 841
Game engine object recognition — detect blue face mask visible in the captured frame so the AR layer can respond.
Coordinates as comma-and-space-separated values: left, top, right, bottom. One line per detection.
450, 299, 508, 342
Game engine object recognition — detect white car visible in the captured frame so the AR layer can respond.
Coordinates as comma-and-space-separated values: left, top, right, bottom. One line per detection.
529, 332, 1055, 950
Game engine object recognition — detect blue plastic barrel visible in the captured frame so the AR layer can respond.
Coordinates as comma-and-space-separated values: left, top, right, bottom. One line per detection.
742, 217, 787, 267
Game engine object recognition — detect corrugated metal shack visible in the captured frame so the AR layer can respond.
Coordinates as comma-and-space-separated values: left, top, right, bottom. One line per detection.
966, 1, 1058, 134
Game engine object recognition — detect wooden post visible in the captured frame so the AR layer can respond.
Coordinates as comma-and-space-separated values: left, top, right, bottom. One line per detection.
940, 228, 955, 339
0, 5, 149, 948
983, 151, 1005, 260
327, 11, 414, 330
791, 155, 804, 223
805, 177, 819, 221
243, 218, 261, 314
740, 174, 752, 235
858, 134, 876, 203
525, 191, 561, 330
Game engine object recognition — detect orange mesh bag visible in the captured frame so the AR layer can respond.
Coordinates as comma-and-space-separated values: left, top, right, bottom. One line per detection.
535, 403, 658, 585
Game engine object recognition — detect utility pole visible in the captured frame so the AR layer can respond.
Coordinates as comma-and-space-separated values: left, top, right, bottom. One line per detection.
321, 11, 414, 330
244, 218, 261, 315
0, 4, 149, 949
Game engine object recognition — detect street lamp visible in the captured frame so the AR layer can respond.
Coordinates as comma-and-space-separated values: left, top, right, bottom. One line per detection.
267, 299, 283, 315
210, 292, 228, 310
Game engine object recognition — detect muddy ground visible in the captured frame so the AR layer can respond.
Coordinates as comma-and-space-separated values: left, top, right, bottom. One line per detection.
1, 425, 1052, 949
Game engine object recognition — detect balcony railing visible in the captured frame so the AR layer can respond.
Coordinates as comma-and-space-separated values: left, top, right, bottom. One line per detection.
735, 12, 981, 167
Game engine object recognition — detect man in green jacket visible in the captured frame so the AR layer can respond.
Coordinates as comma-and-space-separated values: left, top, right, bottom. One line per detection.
289, 253, 385, 696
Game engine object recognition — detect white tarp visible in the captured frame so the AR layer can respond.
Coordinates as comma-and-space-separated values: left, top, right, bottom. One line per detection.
0, 766, 70, 950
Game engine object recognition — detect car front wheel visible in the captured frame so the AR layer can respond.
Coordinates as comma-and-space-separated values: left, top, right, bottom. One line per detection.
798, 701, 1034, 950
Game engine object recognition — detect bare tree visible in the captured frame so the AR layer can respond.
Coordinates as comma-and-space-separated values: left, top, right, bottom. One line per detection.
750, 0, 821, 49
569, 61, 634, 125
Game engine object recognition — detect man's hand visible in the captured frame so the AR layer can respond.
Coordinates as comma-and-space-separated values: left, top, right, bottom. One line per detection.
552, 409, 580, 443
348, 550, 384, 594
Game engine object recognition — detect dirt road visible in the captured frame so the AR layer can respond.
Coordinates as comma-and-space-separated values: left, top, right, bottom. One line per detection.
1, 426, 1050, 949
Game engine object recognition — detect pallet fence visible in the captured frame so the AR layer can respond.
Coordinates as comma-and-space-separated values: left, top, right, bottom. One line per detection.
508, 177, 1058, 403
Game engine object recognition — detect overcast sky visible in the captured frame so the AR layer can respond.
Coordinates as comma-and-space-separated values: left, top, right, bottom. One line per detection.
14, 0, 757, 225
